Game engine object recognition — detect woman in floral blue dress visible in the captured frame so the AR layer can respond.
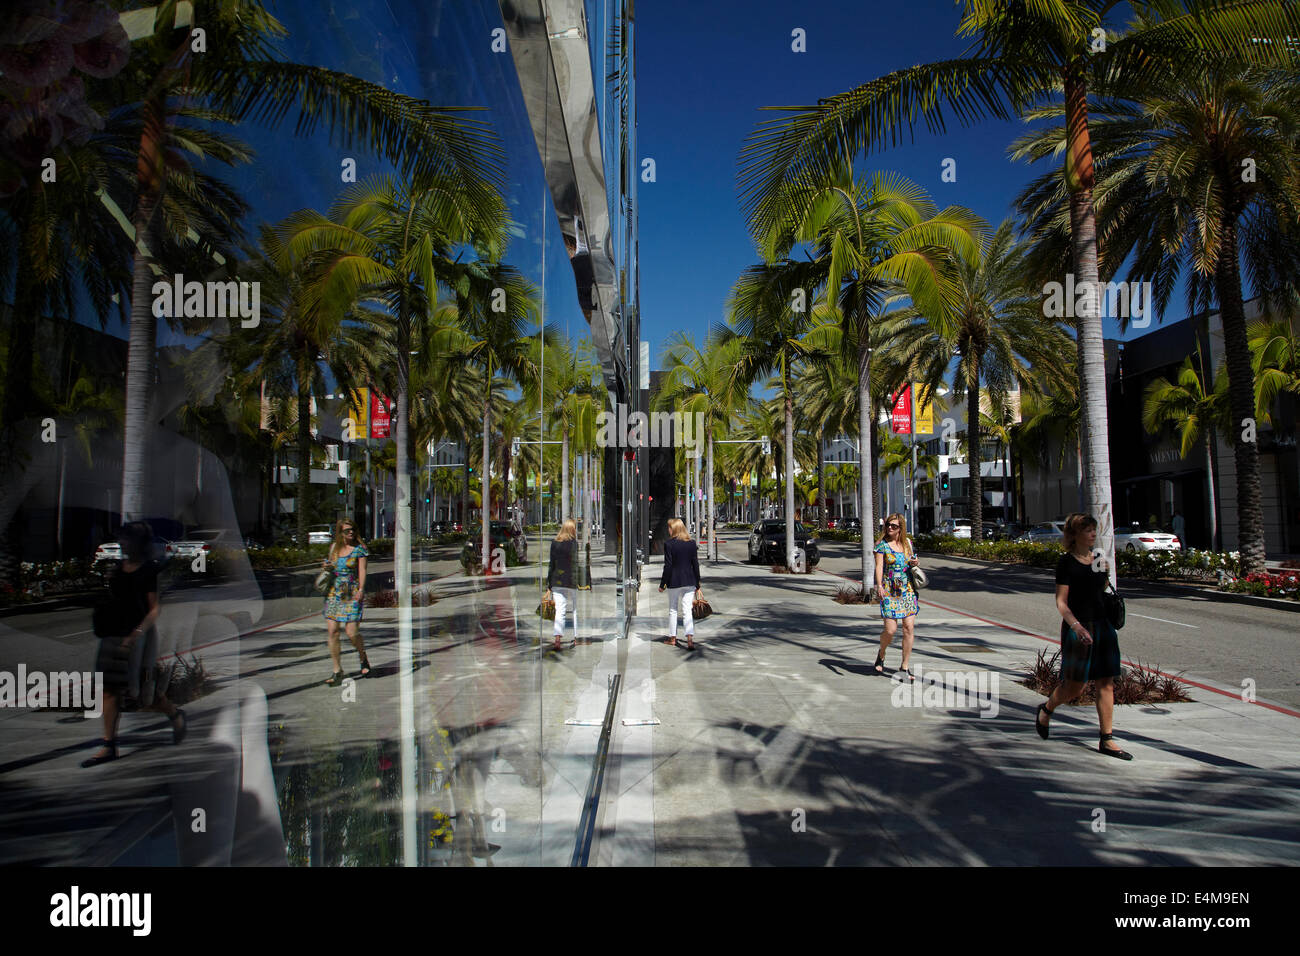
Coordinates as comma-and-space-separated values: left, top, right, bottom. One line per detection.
873, 512, 922, 682
321, 518, 371, 685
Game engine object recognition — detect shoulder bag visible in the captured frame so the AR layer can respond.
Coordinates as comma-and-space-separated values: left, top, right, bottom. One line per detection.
1102, 581, 1126, 630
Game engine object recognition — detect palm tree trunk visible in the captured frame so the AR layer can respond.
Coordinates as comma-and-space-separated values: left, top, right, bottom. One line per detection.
481, 392, 491, 571
858, 340, 875, 590
706, 423, 715, 562
1214, 221, 1265, 572
56, 443, 67, 559
1065, 67, 1117, 580
1205, 430, 1220, 552
121, 93, 168, 523
395, 326, 412, 607
561, 428, 570, 524
297, 379, 311, 547
968, 386, 983, 542
784, 387, 796, 568
816, 427, 825, 530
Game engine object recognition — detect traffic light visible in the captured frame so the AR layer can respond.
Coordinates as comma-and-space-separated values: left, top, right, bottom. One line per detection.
425, 493, 431, 504
941, 471, 949, 492
338, 483, 345, 495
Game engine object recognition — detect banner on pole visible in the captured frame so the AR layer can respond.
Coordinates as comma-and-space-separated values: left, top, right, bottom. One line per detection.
370, 392, 393, 439
915, 387, 934, 435
891, 386, 912, 434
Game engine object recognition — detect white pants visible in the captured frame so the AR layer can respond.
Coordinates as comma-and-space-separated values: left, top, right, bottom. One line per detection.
551, 587, 577, 638
667, 586, 695, 637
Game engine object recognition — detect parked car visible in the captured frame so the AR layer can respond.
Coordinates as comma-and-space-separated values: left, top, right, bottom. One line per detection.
825, 518, 838, 530
1018, 521, 1067, 544
1115, 525, 1182, 552
170, 528, 239, 560
938, 518, 972, 539
461, 522, 529, 566
839, 517, 861, 534
93, 534, 174, 568
747, 520, 821, 566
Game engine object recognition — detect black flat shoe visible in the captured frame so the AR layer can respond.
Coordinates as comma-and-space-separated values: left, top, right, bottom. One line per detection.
357, 652, 371, 678
171, 709, 187, 745
325, 670, 346, 687
873, 655, 885, 675
1035, 702, 1052, 739
1099, 733, 1133, 760
81, 739, 118, 767
895, 667, 915, 683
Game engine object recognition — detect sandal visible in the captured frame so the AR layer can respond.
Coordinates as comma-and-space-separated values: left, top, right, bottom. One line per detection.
171, 709, 187, 746
685, 636, 695, 650
358, 652, 371, 678
873, 655, 885, 675
325, 670, 346, 687
1098, 733, 1133, 760
666, 636, 677, 646
81, 739, 118, 768
896, 667, 915, 684
1035, 702, 1052, 740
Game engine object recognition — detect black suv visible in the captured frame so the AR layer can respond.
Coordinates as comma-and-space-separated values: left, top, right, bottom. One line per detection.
461, 522, 529, 566
747, 520, 821, 566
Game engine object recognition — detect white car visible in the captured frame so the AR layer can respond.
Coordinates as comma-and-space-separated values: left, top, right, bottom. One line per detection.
1115, 526, 1182, 552
170, 528, 239, 559
938, 519, 972, 539
93, 535, 174, 565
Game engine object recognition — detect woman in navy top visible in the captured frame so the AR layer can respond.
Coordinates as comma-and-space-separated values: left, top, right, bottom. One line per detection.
659, 517, 702, 649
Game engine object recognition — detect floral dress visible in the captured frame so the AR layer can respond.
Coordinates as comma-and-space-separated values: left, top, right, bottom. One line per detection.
875, 541, 919, 620
324, 544, 368, 623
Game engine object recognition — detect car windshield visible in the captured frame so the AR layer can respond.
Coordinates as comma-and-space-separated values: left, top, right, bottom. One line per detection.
190, 531, 222, 541
761, 522, 807, 534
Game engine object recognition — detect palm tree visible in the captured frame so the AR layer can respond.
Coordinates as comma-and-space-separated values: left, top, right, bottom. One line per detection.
739, 0, 1300, 578
1250, 314, 1300, 424
657, 334, 747, 561
112, 0, 506, 530
433, 265, 541, 572
1013, 385, 1085, 517
530, 334, 601, 527
881, 221, 1074, 540
725, 260, 830, 568
748, 160, 982, 584
1016, 51, 1300, 571
1142, 349, 1231, 550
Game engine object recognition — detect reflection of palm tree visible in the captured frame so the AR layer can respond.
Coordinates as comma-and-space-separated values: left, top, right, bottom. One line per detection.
47, 366, 122, 557
117, 0, 506, 531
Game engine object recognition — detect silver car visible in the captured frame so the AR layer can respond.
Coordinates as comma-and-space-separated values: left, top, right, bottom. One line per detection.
1019, 521, 1066, 544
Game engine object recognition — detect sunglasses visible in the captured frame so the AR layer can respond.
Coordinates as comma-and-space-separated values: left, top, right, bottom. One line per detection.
886, 523, 901, 529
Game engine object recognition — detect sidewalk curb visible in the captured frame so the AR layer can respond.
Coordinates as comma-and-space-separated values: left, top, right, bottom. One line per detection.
917, 551, 1300, 614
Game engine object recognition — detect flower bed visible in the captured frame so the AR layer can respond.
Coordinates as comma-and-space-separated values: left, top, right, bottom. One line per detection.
1221, 571, 1300, 601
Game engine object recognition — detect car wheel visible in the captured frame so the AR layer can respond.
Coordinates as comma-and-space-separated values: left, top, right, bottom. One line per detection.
1125, 543, 1136, 552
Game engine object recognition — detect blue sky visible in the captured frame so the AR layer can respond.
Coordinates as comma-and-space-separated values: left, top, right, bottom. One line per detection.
635, 0, 1166, 366
124, 0, 1177, 374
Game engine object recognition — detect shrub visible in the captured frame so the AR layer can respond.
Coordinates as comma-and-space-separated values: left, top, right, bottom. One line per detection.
1021, 648, 1193, 704
832, 585, 868, 604
162, 655, 217, 706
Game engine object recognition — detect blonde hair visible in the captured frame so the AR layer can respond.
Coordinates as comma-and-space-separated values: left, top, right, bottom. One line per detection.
877, 512, 912, 558
556, 518, 577, 542
667, 517, 690, 541
330, 518, 366, 558
1062, 512, 1097, 552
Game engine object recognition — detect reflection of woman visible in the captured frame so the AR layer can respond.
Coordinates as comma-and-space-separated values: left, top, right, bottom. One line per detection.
659, 518, 702, 650
1035, 513, 1131, 759
322, 519, 370, 685
873, 513, 921, 682
83, 521, 186, 767
544, 519, 578, 650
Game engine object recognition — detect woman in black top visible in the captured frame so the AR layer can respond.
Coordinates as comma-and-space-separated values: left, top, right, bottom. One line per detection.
83, 521, 187, 767
544, 519, 579, 650
658, 518, 702, 649
1034, 512, 1131, 759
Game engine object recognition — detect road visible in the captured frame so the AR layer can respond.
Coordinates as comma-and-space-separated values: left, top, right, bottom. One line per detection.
712, 533, 1300, 711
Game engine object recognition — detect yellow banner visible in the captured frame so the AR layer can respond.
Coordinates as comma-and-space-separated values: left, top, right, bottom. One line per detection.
915, 386, 934, 435
346, 387, 369, 441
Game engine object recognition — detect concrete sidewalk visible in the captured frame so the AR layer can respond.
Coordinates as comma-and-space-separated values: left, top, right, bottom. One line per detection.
589, 555, 1300, 866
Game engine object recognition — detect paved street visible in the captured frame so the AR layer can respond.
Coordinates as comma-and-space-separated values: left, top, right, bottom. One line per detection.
1, 535, 1297, 866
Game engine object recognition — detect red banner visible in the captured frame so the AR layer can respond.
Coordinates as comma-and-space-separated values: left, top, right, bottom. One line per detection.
370, 392, 393, 439
891, 385, 912, 434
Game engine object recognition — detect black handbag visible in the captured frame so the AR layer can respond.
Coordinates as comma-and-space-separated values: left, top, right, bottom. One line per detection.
1102, 582, 1126, 630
